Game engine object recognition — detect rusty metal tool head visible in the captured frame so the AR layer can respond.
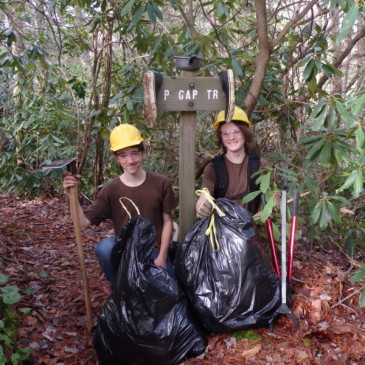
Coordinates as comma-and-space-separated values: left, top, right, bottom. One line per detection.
42, 157, 77, 175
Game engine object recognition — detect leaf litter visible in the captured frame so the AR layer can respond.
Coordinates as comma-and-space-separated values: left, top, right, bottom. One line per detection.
0, 194, 364, 364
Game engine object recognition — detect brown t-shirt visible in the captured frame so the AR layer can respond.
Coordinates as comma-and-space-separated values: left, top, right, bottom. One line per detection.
84, 172, 177, 250
202, 154, 269, 207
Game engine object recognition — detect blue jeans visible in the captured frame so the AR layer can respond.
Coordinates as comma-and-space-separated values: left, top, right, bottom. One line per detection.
95, 237, 175, 286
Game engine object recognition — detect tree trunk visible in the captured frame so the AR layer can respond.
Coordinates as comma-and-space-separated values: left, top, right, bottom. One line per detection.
78, 26, 102, 175
93, 16, 114, 198
244, 0, 270, 117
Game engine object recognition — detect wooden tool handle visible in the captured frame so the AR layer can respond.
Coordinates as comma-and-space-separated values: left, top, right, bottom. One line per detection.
69, 185, 93, 331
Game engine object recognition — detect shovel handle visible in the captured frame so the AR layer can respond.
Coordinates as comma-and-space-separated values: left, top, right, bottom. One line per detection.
280, 183, 287, 303
69, 185, 93, 331
282, 177, 289, 190
67, 162, 93, 331
288, 188, 300, 281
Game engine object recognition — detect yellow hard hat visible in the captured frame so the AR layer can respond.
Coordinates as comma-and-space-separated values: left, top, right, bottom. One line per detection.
109, 124, 144, 152
213, 106, 252, 129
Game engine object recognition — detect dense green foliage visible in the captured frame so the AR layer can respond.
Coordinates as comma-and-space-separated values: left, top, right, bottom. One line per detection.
350, 264, 365, 307
0, 274, 31, 364
1, 0, 364, 302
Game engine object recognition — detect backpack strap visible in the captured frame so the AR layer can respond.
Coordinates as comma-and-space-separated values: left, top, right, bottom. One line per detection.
247, 152, 261, 214
212, 154, 228, 199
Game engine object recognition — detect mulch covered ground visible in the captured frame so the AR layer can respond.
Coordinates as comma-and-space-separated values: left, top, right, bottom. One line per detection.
1, 194, 364, 364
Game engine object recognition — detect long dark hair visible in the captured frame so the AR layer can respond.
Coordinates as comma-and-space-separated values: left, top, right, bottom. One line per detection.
216, 121, 257, 154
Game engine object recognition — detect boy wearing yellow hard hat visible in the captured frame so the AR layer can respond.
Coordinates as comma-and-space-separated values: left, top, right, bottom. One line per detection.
63, 124, 177, 286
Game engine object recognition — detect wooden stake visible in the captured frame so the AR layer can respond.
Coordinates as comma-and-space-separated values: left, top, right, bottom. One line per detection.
178, 70, 197, 240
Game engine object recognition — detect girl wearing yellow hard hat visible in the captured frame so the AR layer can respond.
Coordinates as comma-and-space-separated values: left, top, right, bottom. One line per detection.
196, 106, 268, 217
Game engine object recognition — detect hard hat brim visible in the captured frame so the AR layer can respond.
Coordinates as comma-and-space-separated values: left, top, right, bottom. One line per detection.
110, 139, 144, 152
214, 120, 251, 130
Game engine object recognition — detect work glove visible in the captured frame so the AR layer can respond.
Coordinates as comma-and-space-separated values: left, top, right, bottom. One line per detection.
196, 196, 213, 218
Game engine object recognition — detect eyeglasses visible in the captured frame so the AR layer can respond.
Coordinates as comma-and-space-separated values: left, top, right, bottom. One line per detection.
220, 129, 241, 138
115, 150, 142, 161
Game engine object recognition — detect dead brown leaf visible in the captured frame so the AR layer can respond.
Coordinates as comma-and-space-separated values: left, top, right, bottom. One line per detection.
1, 194, 364, 365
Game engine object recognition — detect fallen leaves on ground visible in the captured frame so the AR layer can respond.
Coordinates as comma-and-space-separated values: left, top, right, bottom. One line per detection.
1, 194, 364, 365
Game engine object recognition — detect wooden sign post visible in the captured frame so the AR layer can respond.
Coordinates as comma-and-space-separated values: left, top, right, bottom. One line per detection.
144, 58, 234, 239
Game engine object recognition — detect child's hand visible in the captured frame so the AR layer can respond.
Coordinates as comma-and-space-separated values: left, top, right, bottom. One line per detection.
62, 171, 81, 191
154, 254, 167, 270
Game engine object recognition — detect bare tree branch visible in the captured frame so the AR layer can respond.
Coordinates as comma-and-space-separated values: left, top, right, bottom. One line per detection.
272, 0, 319, 49
318, 26, 365, 89
175, 1, 197, 38
243, 0, 270, 116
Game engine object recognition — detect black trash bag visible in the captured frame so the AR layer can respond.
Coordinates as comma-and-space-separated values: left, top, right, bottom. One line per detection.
93, 216, 206, 365
175, 198, 281, 334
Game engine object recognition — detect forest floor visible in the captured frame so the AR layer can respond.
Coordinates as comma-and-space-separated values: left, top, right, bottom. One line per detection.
1, 194, 365, 365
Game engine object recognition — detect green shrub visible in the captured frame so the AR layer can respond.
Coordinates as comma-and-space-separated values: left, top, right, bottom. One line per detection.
350, 265, 365, 308
0, 274, 31, 365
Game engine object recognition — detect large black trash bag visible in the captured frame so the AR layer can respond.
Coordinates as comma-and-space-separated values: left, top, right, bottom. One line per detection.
93, 216, 206, 365
175, 198, 281, 334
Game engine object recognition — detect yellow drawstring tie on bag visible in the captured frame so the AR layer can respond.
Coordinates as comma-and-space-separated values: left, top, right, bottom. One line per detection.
196, 188, 226, 251
205, 215, 221, 251
119, 197, 140, 218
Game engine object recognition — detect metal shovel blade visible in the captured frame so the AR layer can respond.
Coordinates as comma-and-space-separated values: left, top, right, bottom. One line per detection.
41, 157, 77, 170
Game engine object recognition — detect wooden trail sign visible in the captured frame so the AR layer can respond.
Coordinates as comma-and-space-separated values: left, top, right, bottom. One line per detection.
157, 76, 226, 111
143, 63, 235, 239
